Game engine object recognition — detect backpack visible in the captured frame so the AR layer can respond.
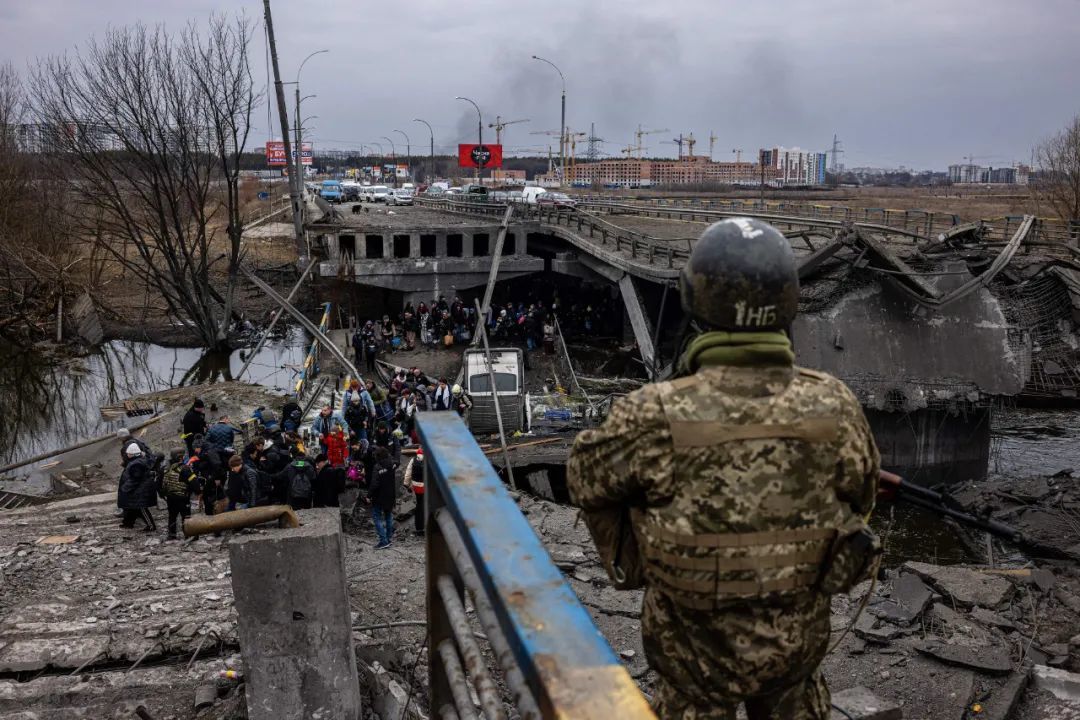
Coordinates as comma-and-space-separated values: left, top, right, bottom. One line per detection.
289, 461, 313, 499
162, 463, 190, 498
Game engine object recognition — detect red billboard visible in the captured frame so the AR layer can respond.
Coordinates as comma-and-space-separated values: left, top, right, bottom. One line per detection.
458, 143, 503, 169
266, 141, 313, 166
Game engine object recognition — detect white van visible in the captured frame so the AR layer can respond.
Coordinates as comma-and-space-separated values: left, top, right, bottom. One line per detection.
520, 186, 548, 204
463, 348, 525, 434
370, 185, 390, 203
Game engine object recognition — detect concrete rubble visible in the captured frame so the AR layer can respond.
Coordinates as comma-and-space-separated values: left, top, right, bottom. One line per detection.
2, 378, 1080, 718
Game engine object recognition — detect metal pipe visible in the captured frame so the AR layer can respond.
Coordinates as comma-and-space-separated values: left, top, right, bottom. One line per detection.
472, 299, 515, 490
237, 259, 317, 380
437, 639, 480, 720
435, 510, 541, 719
437, 575, 508, 720
183, 505, 300, 538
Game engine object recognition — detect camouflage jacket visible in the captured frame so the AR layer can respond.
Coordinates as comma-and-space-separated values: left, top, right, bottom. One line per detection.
567, 363, 879, 608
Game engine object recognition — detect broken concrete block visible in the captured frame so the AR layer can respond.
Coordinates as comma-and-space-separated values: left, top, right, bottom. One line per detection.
1030, 664, 1080, 702
970, 607, 1016, 630
916, 641, 1013, 675
229, 508, 362, 720
903, 562, 1014, 608
981, 671, 1028, 720
892, 573, 932, 616
853, 613, 903, 643
829, 686, 902, 720
1031, 568, 1056, 593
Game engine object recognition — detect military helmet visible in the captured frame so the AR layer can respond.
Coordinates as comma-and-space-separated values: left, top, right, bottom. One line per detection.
679, 218, 798, 331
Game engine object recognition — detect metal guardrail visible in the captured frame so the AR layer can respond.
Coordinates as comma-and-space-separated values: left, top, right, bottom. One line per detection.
295, 302, 331, 397
416, 197, 690, 268
417, 412, 655, 720
573, 196, 1079, 246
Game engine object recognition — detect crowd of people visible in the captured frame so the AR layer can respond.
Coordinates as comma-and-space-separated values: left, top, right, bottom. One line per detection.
116, 368, 474, 549
350, 286, 622, 369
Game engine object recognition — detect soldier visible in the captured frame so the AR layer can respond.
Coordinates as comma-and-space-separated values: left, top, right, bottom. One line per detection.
567, 218, 881, 720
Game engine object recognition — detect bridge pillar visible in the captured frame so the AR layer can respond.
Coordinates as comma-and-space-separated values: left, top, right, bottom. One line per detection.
382, 236, 393, 260
461, 233, 474, 257
435, 233, 448, 256
409, 234, 421, 258
618, 274, 657, 377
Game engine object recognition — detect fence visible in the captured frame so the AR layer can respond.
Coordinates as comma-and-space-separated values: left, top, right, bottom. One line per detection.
417, 412, 654, 719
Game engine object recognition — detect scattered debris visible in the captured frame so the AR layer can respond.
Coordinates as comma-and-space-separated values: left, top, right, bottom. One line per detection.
915, 641, 1013, 675
902, 561, 1015, 608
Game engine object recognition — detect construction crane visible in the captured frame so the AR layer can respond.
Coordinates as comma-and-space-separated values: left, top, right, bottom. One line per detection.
685, 133, 696, 158
566, 129, 587, 184
709, 131, 717, 160
488, 116, 529, 145
666, 134, 686, 159
635, 125, 669, 159
732, 148, 743, 163
619, 144, 636, 158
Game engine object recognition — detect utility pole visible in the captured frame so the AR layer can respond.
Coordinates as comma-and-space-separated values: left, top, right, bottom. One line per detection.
532, 56, 566, 188
294, 87, 302, 200
456, 96, 483, 183
585, 122, 603, 163
263, 0, 305, 261
414, 118, 435, 183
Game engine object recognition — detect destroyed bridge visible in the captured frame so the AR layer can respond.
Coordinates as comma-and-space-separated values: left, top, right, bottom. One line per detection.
311, 195, 1080, 485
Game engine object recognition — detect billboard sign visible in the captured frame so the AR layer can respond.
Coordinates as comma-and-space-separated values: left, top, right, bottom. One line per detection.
266, 141, 313, 166
458, 143, 503, 169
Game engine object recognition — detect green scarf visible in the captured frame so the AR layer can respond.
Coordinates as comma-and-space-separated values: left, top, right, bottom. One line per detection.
676, 331, 795, 375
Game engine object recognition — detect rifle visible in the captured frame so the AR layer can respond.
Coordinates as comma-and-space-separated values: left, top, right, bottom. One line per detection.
877, 470, 1021, 543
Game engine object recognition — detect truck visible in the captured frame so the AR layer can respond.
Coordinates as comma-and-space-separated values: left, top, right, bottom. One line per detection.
462, 348, 525, 435
320, 180, 343, 203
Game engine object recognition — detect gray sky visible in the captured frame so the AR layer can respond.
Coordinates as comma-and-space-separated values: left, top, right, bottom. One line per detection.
3, 0, 1078, 169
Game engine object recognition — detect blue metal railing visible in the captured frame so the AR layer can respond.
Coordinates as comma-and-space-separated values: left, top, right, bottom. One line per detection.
417, 412, 654, 719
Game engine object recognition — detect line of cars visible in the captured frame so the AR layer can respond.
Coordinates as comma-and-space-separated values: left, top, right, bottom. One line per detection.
313, 180, 414, 205
422, 184, 576, 207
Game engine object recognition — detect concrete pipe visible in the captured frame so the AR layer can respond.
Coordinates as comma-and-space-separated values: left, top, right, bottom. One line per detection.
183, 505, 300, 538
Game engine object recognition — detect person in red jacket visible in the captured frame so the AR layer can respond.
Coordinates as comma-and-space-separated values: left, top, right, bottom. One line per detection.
403, 447, 426, 535
325, 424, 350, 468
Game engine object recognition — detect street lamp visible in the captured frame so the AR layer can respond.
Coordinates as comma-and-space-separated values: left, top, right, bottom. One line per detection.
294, 49, 328, 193
532, 55, 566, 187
381, 136, 397, 187
394, 129, 411, 182
414, 118, 435, 183
455, 96, 483, 181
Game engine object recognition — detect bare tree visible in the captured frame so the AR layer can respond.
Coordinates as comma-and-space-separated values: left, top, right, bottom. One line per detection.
1034, 114, 1080, 237
32, 16, 259, 350
0, 63, 77, 340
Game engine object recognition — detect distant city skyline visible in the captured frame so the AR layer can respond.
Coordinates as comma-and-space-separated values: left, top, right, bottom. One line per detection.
1, 0, 1077, 170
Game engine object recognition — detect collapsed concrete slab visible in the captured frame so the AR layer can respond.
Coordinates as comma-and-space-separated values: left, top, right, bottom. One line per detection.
229, 508, 362, 720
902, 562, 1014, 608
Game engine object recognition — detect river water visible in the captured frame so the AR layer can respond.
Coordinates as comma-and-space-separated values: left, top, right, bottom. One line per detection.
0, 329, 309, 468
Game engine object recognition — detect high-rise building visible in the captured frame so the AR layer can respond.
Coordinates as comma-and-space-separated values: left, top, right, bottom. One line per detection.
761, 146, 827, 185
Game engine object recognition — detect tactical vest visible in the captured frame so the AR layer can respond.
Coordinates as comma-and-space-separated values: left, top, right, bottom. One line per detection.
161, 463, 190, 498
638, 366, 858, 609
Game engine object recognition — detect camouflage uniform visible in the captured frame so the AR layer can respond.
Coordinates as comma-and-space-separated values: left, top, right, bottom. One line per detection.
567, 362, 879, 720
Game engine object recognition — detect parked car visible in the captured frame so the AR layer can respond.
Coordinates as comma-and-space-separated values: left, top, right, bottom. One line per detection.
386, 189, 414, 206
320, 180, 343, 203
537, 192, 576, 208
489, 190, 509, 202
445, 187, 464, 197
370, 185, 390, 203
